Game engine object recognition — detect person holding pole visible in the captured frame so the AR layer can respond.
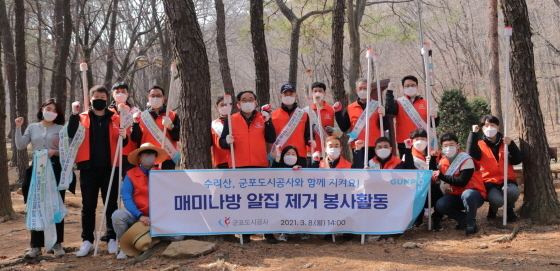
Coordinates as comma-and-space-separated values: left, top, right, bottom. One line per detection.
67, 85, 128, 257
130, 86, 180, 170
270, 83, 313, 167
385, 75, 438, 158
353, 137, 415, 170
467, 115, 522, 222
211, 96, 231, 168
432, 132, 487, 236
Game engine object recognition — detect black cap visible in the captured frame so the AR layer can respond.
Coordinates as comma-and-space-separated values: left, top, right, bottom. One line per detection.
280, 83, 296, 93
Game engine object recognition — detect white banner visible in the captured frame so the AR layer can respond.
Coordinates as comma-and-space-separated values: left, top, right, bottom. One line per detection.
149, 169, 430, 236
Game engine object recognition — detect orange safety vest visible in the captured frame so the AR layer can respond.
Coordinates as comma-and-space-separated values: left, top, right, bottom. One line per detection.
271, 107, 308, 158
477, 140, 516, 185
307, 101, 335, 153
228, 111, 269, 168
75, 112, 122, 165
370, 155, 403, 169
138, 110, 178, 161
395, 97, 428, 143
128, 166, 160, 217
108, 106, 137, 156
211, 118, 230, 167
439, 153, 487, 199
320, 156, 353, 169
347, 100, 381, 149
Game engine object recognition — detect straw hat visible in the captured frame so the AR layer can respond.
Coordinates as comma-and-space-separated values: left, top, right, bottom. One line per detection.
128, 143, 168, 165
119, 222, 156, 256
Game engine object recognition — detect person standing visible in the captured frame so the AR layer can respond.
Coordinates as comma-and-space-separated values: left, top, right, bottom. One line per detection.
211, 97, 231, 168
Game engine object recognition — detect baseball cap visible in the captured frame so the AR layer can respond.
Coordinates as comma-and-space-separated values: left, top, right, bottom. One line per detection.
280, 83, 296, 93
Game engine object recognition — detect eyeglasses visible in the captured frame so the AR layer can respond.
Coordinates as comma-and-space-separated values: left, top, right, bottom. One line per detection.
149, 95, 164, 98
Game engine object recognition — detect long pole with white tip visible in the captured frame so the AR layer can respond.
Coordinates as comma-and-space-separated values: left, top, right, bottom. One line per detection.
373, 54, 384, 137
313, 94, 326, 168
224, 95, 235, 169
364, 50, 374, 169
80, 63, 89, 111
422, 42, 433, 231
503, 26, 512, 226
306, 69, 314, 161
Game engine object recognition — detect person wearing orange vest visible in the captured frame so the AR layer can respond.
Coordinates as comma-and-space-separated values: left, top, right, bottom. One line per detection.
385, 75, 439, 158
211, 96, 231, 168
130, 85, 180, 169
67, 85, 128, 257
111, 143, 168, 260
467, 115, 522, 222
108, 82, 139, 174
433, 132, 487, 236
334, 78, 386, 161
271, 83, 313, 167
310, 136, 354, 169
353, 137, 415, 170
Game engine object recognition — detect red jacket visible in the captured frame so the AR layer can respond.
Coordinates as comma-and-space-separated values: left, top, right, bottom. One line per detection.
308, 101, 335, 153
138, 110, 178, 161
347, 100, 381, 148
320, 156, 353, 169
477, 140, 516, 185
75, 112, 122, 165
439, 154, 487, 199
395, 97, 428, 143
228, 112, 269, 168
128, 166, 160, 216
271, 107, 308, 158
211, 118, 230, 167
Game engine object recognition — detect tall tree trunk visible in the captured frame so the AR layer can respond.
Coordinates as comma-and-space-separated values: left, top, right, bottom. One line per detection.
105, 0, 119, 90
0, 35, 16, 220
214, 0, 235, 97
287, 20, 301, 87
50, 0, 72, 111
37, 0, 44, 107
0, 0, 18, 167
488, 0, 502, 125
331, 0, 346, 105
14, 0, 29, 183
162, 0, 212, 169
347, 0, 366, 102
250, 0, 270, 105
501, 0, 560, 222
152, 0, 171, 90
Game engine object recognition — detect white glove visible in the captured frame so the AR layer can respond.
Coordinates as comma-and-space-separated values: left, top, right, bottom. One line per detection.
133, 112, 141, 123
162, 116, 173, 129
378, 105, 385, 116
429, 108, 438, 118
472, 125, 479, 133
308, 140, 317, 149
387, 82, 397, 90
226, 135, 234, 144
72, 101, 80, 115
261, 111, 270, 122
440, 182, 452, 194
119, 128, 126, 139
312, 151, 321, 161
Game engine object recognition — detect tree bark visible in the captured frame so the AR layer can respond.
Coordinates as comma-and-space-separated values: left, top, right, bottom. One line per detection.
347, 0, 366, 102
331, 0, 346, 106
162, 0, 212, 169
152, 0, 171, 90
501, 0, 560, 222
36, 0, 44, 107
250, 0, 270, 105
488, 0, 502, 125
104, 0, 119, 90
14, 0, 29, 183
50, 0, 72, 111
215, 0, 235, 97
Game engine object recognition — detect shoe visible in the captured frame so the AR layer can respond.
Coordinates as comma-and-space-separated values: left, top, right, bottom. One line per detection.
24, 247, 42, 258
108, 239, 118, 254
486, 209, 497, 220
264, 234, 278, 244
342, 233, 353, 241
278, 233, 288, 242
116, 250, 128, 260
413, 213, 424, 227
507, 208, 519, 222
300, 234, 310, 240
455, 220, 467, 230
432, 217, 444, 232
466, 225, 479, 236
76, 241, 93, 257
53, 243, 65, 256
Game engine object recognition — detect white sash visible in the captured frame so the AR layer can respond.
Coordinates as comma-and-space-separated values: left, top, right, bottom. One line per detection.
122, 106, 141, 129
444, 152, 471, 176
211, 120, 224, 137
304, 106, 329, 141
347, 100, 380, 143
397, 96, 427, 130
141, 110, 181, 164
413, 156, 429, 170
26, 149, 67, 251
368, 159, 381, 169
269, 108, 305, 158
58, 122, 85, 190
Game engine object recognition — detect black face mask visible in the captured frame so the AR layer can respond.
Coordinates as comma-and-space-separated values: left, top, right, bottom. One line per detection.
91, 99, 107, 111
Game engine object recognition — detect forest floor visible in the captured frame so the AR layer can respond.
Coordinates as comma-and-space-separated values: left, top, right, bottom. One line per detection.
1, 167, 560, 271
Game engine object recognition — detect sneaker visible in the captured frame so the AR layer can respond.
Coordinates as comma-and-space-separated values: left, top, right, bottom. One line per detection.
116, 250, 128, 260
108, 239, 118, 254
432, 217, 444, 232
52, 243, 65, 256
507, 209, 519, 222
455, 220, 467, 230
413, 213, 424, 227
24, 247, 42, 258
264, 234, 278, 244
466, 225, 479, 236
278, 233, 288, 242
300, 234, 310, 240
76, 241, 93, 257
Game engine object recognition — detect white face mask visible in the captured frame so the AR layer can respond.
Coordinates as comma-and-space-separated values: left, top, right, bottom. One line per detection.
283, 155, 298, 166
241, 102, 256, 113
313, 92, 325, 102
281, 96, 296, 106
413, 140, 428, 151
483, 126, 498, 138
326, 147, 341, 160
43, 111, 58, 122
404, 87, 418, 96
442, 146, 457, 158
376, 148, 391, 159
218, 106, 230, 115
149, 97, 163, 108
114, 93, 128, 104
357, 90, 368, 100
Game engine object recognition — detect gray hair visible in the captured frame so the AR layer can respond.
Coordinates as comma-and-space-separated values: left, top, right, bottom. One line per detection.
355, 78, 368, 87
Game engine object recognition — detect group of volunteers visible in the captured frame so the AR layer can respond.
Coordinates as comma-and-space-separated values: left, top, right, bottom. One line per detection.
16, 73, 522, 259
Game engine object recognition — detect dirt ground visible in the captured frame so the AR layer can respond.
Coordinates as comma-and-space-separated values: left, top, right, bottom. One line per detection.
1, 167, 560, 271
